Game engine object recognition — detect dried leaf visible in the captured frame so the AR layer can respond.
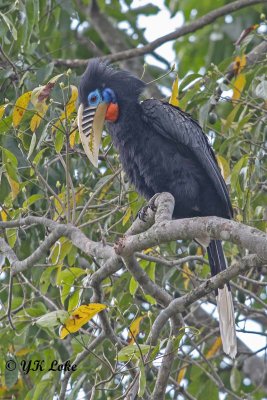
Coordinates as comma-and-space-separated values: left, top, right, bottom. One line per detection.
206, 337, 222, 359
0, 209, 7, 221
30, 105, 49, 132
59, 303, 107, 339
12, 91, 32, 127
232, 55, 246, 76
0, 105, 7, 120
232, 74, 246, 101
216, 155, 231, 180
69, 130, 78, 148
6, 175, 20, 199
235, 24, 259, 46
123, 207, 132, 226
128, 316, 145, 344
177, 366, 187, 385
169, 75, 179, 106
182, 263, 192, 290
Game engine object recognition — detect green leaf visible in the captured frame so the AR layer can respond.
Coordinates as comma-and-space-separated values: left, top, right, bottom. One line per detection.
230, 366, 241, 392
54, 130, 65, 153
57, 267, 86, 305
231, 155, 248, 188
25, 302, 48, 317
198, 379, 219, 400
68, 289, 81, 312
117, 344, 152, 362
40, 266, 56, 294
179, 73, 202, 92
0, 12, 17, 40
32, 380, 53, 400
36, 310, 69, 328
2, 148, 18, 167
144, 294, 156, 305
27, 132, 37, 159
129, 276, 138, 296
5, 356, 18, 388
145, 262, 155, 282
138, 360, 146, 397
6, 228, 17, 248
23, 194, 43, 209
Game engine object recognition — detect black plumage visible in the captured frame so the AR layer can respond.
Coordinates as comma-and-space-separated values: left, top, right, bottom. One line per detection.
78, 60, 237, 357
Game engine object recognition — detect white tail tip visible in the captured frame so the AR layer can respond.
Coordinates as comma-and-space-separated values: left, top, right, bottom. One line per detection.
216, 285, 237, 359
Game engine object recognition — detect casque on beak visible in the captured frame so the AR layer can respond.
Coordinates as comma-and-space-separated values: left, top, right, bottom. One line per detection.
77, 102, 108, 167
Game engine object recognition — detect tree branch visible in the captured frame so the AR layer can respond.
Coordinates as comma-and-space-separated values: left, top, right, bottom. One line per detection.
115, 193, 267, 261
54, 0, 266, 67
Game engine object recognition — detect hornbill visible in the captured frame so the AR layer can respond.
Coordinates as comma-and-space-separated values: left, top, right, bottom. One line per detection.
77, 60, 237, 358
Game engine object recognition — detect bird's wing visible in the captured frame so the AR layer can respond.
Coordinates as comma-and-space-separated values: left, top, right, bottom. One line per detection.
141, 99, 232, 217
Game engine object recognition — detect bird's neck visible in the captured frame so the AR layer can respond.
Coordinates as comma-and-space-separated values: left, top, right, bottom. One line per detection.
106, 99, 142, 146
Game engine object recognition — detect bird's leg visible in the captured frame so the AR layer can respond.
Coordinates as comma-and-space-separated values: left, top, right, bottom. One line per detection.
138, 193, 161, 222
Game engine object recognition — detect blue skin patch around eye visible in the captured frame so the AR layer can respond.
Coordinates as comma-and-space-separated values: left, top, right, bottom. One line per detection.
102, 88, 117, 104
88, 89, 102, 107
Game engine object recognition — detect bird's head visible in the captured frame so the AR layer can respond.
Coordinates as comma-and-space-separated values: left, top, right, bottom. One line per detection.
77, 59, 145, 167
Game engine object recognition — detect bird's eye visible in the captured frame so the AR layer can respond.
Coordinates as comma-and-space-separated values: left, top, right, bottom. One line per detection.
88, 90, 102, 106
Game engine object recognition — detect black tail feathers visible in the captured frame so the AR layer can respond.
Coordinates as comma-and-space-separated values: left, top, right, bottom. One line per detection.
207, 239, 227, 276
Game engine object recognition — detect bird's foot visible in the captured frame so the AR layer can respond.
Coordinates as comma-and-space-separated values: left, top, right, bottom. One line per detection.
138, 193, 161, 222
138, 205, 149, 222
114, 236, 126, 255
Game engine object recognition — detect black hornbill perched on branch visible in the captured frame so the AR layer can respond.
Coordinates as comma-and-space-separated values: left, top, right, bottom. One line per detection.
77, 60, 237, 358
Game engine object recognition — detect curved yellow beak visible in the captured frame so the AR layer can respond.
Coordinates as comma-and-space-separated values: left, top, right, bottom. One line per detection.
77, 102, 108, 167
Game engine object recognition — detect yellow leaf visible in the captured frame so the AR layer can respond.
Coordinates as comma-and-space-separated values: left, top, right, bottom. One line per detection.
143, 248, 153, 254
122, 207, 132, 226
0, 209, 7, 221
206, 337, 222, 359
177, 366, 187, 385
128, 315, 145, 344
0, 105, 7, 120
30, 105, 49, 132
59, 303, 107, 339
169, 75, 179, 106
216, 155, 231, 180
69, 130, 78, 148
99, 181, 113, 201
66, 85, 78, 114
182, 263, 192, 290
196, 246, 203, 256
75, 187, 85, 204
233, 55, 246, 76
15, 347, 31, 356
52, 85, 78, 133
232, 74, 246, 101
12, 91, 32, 127
6, 175, 20, 199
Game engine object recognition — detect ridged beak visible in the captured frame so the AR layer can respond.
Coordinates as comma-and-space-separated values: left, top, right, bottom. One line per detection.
77, 103, 108, 167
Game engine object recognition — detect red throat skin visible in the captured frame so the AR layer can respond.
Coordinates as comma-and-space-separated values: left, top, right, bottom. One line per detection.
105, 103, 119, 122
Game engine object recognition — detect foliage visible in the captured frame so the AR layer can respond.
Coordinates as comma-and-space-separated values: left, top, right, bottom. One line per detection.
0, 1, 266, 399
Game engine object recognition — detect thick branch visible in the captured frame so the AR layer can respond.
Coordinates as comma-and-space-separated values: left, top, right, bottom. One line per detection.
116, 193, 267, 261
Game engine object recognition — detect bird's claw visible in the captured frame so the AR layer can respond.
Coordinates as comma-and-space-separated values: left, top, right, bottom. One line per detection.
138, 205, 149, 222
114, 236, 126, 255
138, 193, 160, 222
148, 193, 160, 212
